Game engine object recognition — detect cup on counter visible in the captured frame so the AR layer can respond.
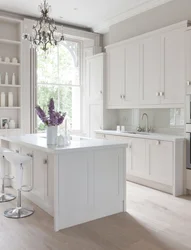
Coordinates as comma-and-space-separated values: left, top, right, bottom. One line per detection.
121, 126, 125, 132
116, 125, 121, 132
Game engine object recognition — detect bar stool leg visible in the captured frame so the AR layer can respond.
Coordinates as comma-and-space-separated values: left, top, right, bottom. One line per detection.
0, 155, 16, 203
4, 164, 34, 219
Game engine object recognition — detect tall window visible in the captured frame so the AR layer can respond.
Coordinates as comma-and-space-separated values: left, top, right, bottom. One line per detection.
36, 40, 81, 132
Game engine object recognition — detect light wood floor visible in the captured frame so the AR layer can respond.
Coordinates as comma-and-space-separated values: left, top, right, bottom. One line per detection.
0, 182, 191, 250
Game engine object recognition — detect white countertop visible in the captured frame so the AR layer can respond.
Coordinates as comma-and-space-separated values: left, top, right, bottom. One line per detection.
0, 134, 128, 153
95, 130, 185, 142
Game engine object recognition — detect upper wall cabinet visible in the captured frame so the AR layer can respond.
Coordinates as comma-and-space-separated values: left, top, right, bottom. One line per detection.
86, 54, 104, 104
124, 42, 140, 105
140, 36, 161, 105
161, 29, 185, 104
107, 46, 125, 107
106, 21, 189, 109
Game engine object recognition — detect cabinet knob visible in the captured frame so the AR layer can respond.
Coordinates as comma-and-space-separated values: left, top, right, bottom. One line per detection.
159, 92, 164, 96
100, 90, 103, 94
123, 95, 125, 99
156, 92, 160, 96
43, 159, 48, 164
129, 144, 132, 149
187, 81, 191, 86
156, 141, 160, 145
120, 95, 123, 99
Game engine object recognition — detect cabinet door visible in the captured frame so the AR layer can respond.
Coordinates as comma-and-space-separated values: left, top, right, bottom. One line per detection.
124, 42, 140, 105
127, 138, 147, 178
86, 54, 104, 104
88, 104, 103, 138
107, 46, 125, 107
140, 36, 161, 105
185, 30, 191, 94
146, 140, 173, 186
32, 150, 49, 201
161, 29, 185, 104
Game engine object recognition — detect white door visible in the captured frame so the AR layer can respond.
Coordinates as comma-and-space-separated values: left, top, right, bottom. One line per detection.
146, 140, 173, 186
124, 42, 140, 105
86, 54, 104, 104
88, 103, 103, 138
127, 138, 147, 178
107, 46, 125, 107
140, 36, 161, 105
161, 29, 185, 104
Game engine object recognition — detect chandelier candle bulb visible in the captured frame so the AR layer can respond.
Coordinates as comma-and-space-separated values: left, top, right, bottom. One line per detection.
8, 92, 13, 107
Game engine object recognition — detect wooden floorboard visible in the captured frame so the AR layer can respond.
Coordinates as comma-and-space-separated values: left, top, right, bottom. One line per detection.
0, 182, 191, 249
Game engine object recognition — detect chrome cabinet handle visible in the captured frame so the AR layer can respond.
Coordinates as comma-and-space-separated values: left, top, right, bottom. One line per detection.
187, 81, 191, 86
43, 159, 48, 164
156, 141, 160, 145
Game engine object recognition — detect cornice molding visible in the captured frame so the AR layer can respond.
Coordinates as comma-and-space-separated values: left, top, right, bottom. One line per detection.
93, 0, 174, 33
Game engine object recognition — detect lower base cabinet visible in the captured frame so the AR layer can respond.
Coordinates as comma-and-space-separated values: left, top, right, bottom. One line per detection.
96, 133, 184, 196
146, 140, 173, 186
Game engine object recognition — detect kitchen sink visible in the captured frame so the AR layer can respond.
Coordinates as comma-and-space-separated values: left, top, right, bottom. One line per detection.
123, 131, 150, 135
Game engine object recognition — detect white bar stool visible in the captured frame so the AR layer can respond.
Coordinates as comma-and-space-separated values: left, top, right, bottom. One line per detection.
3, 151, 34, 219
0, 148, 16, 203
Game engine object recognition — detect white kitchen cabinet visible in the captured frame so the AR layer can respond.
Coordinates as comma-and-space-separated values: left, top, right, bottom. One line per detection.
88, 104, 103, 138
96, 131, 184, 196
86, 53, 117, 138
86, 54, 104, 104
140, 36, 161, 105
107, 46, 125, 107
124, 42, 140, 105
185, 29, 191, 94
127, 138, 147, 178
106, 21, 188, 108
161, 28, 185, 104
146, 140, 173, 186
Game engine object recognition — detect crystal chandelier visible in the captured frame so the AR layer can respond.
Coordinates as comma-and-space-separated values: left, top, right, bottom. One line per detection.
23, 0, 64, 52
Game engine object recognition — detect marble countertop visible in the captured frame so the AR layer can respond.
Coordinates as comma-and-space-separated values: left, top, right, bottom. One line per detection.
95, 130, 185, 142
0, 134, 128, 153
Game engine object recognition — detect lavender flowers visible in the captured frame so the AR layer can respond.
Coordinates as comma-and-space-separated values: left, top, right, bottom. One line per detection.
35, 98, 66, 126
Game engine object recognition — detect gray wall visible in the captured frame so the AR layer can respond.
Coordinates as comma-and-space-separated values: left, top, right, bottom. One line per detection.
103, 0, 191, 46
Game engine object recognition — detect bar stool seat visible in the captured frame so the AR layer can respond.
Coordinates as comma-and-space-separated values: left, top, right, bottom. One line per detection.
3, 151, 34, 219
0, 148, 16, 203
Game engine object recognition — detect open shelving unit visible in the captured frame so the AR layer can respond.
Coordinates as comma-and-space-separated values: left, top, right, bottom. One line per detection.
0, 16, 23, 135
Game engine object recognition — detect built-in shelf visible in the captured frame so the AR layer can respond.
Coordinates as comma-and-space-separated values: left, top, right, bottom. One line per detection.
0, 107, 21, 110
0, 61, 20, 66
0, 128, 21, 131
0, 38, 21, 45
0, 84, 21, 88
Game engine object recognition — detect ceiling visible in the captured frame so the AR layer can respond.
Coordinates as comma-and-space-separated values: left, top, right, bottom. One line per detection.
0, 0, 174, 33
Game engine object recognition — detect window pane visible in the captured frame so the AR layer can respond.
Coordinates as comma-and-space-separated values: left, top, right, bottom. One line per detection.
36, 40, 81, 133
59, 41, 80, 85
37, 47, 58, 84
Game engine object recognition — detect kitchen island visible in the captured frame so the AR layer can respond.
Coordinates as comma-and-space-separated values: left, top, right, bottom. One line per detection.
0, 134, 127, 231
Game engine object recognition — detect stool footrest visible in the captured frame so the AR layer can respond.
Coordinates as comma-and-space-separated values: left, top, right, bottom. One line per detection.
21, 185, 33, 192
3, 175, 14, 180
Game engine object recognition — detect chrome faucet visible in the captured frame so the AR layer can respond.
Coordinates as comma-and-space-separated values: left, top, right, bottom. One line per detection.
142, 113, 149, 132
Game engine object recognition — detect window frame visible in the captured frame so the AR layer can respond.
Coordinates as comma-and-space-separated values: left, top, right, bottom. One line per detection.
34, 38, 83, 135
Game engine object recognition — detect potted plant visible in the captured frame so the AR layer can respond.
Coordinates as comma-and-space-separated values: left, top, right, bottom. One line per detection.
35, 98, 66, 145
